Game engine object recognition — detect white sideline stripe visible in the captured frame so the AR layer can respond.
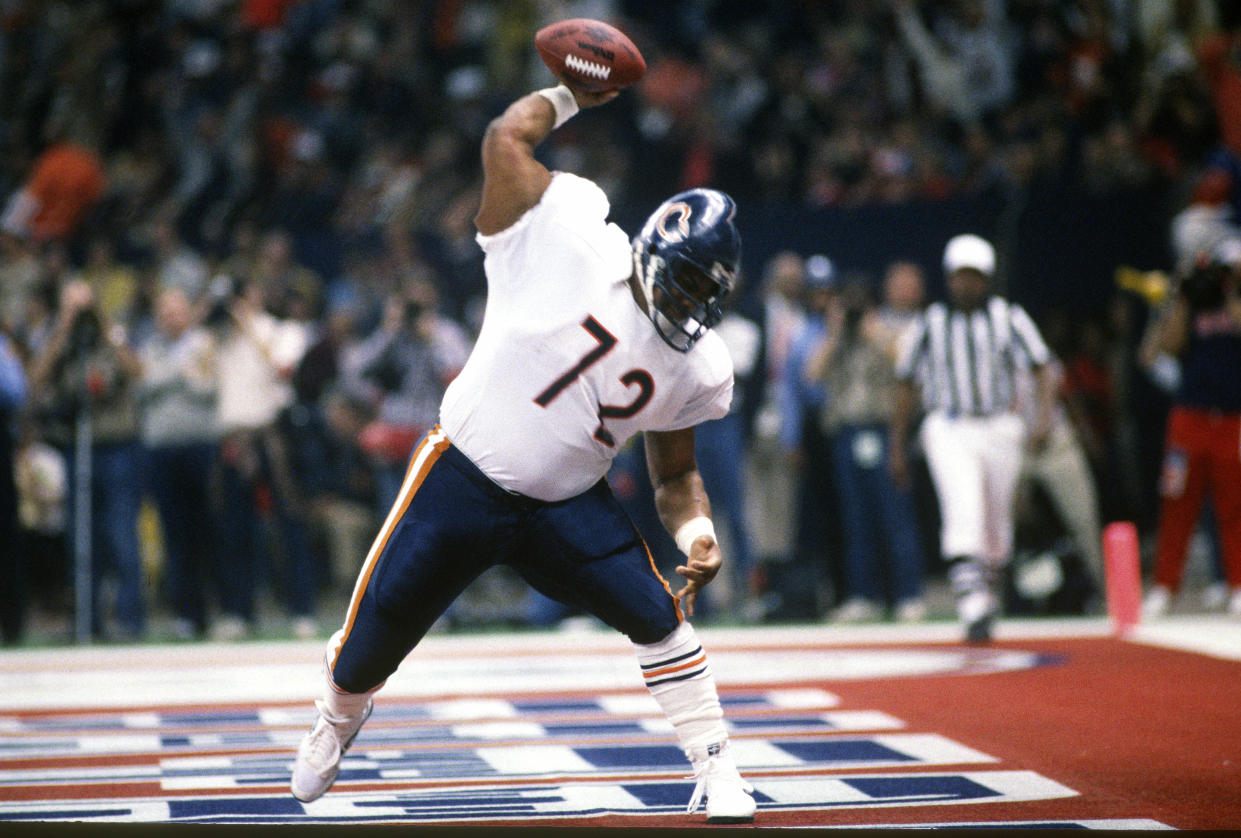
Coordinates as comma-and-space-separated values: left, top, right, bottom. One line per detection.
0, 649, 1043, 711
4, 616, 1240, 712
1128, 614, 1241, 661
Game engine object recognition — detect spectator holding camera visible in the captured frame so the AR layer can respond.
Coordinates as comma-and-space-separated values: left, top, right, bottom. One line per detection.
804, 275, 927, 623
345, 277, 471, 513
136, 287, 221, 640
28, 279, 146, 641
1141, 242, 1241, 617
207, 274, 315, 640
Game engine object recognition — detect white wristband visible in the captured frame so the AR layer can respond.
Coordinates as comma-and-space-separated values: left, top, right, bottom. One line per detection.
535, 84, 579, 130
675, 516, 716, 556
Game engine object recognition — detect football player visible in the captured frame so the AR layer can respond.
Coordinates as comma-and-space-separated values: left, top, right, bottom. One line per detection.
291, 81, 756, 823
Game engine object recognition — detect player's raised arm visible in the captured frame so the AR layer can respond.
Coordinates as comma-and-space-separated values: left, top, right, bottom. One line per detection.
474, 85, 618, 237
475, 18, 643, 236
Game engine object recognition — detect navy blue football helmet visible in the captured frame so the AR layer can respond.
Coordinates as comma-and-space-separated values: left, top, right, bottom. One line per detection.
632, 188, 741, 352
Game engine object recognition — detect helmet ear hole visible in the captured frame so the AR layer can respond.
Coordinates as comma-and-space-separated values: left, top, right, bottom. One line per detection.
631, 187, 740, 352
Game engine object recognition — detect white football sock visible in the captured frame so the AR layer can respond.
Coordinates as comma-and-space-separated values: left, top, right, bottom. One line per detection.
633, 621, 728, 758
321, 650, 380, 720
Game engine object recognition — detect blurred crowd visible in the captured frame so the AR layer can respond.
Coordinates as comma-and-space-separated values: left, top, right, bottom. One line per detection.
1, 0, 1239, 644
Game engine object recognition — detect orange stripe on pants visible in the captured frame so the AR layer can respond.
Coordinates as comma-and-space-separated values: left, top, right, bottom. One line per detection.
328, 428, 450, 673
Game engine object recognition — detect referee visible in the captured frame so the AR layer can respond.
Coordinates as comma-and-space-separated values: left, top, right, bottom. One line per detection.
890, 234, 1056, 642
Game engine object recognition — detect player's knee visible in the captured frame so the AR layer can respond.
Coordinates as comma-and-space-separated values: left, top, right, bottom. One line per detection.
328, 660, 384, 696
616, 605, 681, 646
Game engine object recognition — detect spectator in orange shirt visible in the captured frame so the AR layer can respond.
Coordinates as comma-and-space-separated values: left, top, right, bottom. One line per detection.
0, 139, 107, 244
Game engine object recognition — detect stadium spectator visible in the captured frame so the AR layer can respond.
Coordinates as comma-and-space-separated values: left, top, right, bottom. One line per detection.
805, 273, 928, 623
1141, 247, 1241, 617
345, 276, 471, 514
747, 251, 809, 571
136, 287, 221, 640
150, 215, 210, 302
27, 279, 146, 641
0, 329, 28, 643
782, 255, 843, 614
207, 273, 315, 640
693, 294, 762, 618
875, 260, 941, 583
0, 133, 106, 245
74, 237, 140, 326
890, 0, 1017, 127
285, 293, 376, 593
249, 229, 325, 322
13, 417, 69, 625
0, 232, 43, 337
1014, 351, 1106, 600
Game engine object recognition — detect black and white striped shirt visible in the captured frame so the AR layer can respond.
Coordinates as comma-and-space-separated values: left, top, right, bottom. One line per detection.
895, 296, 1051, 417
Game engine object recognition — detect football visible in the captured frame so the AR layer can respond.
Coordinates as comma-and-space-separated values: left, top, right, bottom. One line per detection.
535, 18, 646, 93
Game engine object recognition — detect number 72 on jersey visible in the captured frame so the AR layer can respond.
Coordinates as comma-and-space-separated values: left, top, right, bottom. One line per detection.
534, 316, 654, 446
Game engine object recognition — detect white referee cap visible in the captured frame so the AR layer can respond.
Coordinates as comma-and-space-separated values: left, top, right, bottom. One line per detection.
943, 234, 995, 276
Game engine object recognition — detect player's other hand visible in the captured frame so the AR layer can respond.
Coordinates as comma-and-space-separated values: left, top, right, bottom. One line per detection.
675, 535, 722, 617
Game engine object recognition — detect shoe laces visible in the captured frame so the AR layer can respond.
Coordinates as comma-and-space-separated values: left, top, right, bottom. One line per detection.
685, 751, 753, 814
301, 700, 349, 772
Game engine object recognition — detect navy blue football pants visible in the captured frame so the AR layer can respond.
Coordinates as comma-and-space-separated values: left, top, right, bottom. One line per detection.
328, 427, 683, 694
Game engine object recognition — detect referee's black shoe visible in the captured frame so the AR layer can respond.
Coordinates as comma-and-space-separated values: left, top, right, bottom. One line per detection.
957, 587, 996, 644
965, 613, 994, 644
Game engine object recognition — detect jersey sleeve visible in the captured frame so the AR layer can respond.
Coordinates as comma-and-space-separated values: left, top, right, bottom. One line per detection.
474, 173, 620, 299
1007, 302, 1052, 367
665, 334, 735, 429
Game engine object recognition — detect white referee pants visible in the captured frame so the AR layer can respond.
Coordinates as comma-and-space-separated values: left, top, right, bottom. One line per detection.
920, 411, 1026, 570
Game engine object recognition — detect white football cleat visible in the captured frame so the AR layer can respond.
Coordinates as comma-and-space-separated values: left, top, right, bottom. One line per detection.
290, 698, 373, 802
686, 742, 756, 823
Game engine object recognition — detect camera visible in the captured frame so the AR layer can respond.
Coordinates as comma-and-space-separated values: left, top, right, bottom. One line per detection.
843, 303, 865, 336
1178, 261, 1229, 311
68, 307, 102, 354
403, 299, 424, 327
205, 274, 244, 326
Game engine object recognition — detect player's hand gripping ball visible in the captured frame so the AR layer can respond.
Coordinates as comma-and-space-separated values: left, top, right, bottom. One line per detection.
535, 18, 646, 93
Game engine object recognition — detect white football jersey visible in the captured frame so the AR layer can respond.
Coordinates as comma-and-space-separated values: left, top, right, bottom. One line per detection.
439, 173, 734, 501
